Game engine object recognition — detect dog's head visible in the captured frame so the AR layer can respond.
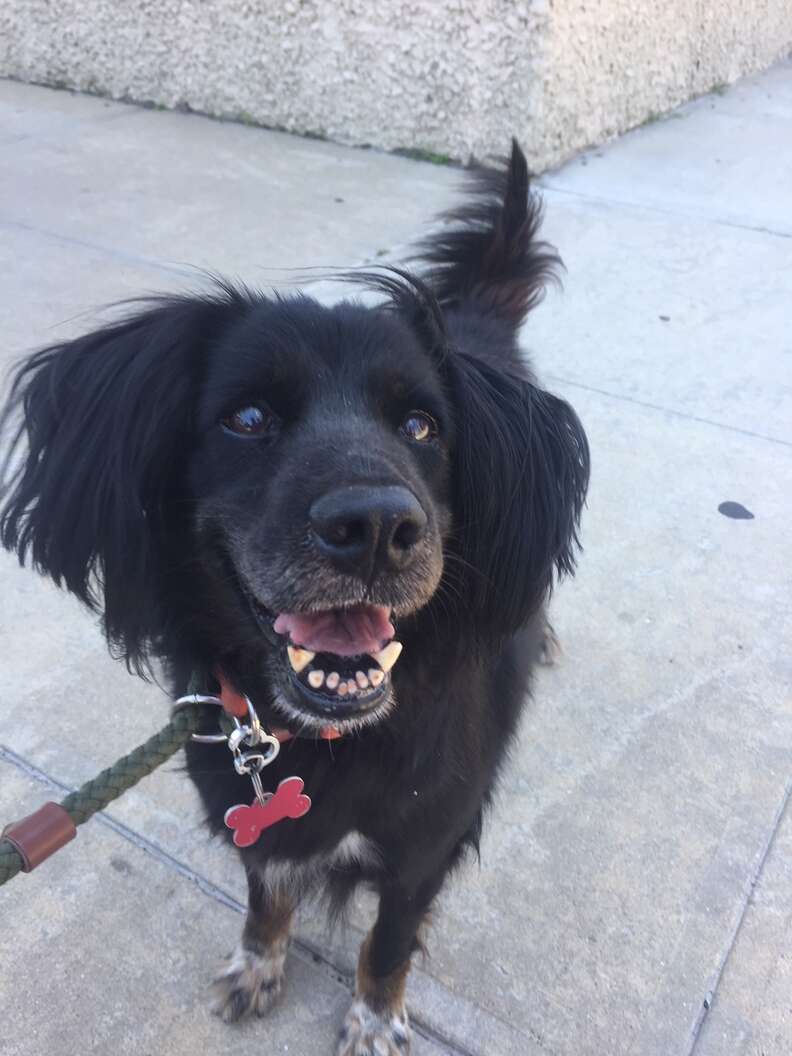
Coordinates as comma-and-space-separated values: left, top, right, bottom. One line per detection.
1, 148, 589, 735
186, 277, 455, 729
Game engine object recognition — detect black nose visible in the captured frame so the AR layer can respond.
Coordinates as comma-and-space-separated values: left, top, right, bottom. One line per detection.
310, 485, 428, 578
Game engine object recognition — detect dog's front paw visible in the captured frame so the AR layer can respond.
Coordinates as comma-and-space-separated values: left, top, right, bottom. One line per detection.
337, 998, 411, 1054
211, 941, 287, 1022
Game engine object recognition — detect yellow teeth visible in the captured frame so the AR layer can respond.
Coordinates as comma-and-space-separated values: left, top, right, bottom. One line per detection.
373, 641, 402, 673
290, 642, 401, 693
287, 645, 315, 673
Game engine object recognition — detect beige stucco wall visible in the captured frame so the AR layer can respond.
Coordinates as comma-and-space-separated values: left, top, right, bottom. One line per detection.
1, 1, 790, 171
535, 0, 792, 165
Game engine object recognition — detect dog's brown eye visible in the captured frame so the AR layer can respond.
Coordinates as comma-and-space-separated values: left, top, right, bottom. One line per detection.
222, 405, 273, 437
401, 411, 438, 443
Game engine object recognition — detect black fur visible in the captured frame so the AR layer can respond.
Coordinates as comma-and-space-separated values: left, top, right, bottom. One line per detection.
1, 142, 588, 1030
415, 138, 561, 325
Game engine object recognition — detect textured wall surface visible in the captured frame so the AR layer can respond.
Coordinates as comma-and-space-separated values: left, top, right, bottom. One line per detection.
1, 0, 791, 170
536, 0, 792, 165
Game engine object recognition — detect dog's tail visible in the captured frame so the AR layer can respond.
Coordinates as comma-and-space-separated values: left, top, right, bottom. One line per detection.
414, 138, 560, 329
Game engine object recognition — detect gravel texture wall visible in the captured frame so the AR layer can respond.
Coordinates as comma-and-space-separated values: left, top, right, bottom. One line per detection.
1, 1, 791, 171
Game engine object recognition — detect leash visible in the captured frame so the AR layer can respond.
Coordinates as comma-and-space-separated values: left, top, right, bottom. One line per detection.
0, 698, 214, 887
0, 670, 335, 887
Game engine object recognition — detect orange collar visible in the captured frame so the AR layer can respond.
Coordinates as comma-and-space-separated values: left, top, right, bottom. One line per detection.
215, 669, 342, 741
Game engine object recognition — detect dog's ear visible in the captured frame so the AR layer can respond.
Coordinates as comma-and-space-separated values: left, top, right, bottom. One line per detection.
444, 350, 589, 640
0, 292, 241, 671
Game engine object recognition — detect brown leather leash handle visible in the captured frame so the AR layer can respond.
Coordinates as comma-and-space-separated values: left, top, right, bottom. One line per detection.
3, 802, 77, 872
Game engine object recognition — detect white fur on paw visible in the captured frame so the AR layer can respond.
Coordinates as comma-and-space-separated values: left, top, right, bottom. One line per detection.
337, 998, 411, 1055
538, 622, 562, 666
211, 941, 287, 1023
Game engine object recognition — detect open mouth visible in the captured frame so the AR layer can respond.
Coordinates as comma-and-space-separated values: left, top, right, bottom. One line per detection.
272, 604, 402, 721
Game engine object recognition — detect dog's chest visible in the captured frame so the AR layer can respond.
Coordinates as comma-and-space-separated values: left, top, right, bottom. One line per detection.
254, 829, 381, 897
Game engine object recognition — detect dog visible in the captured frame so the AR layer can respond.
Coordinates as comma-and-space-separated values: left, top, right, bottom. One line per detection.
0, 139, 589, 1055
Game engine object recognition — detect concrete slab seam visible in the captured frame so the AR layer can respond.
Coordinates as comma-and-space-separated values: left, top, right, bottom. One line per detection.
0, 218, 204, 281
686, 776, 792, 1054
545, 374, 792, 449
537, 183, 792, 242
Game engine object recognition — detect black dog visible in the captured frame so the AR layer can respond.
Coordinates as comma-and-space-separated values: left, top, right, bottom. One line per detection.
0, 140, 588, 1054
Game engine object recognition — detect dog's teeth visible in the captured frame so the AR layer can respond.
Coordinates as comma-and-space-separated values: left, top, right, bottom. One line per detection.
287, 645, 315, 673
337, 681, 349, 696
368, 668, 385, 687
355, 671, 369, 689
307, 670, 325, 689
373, 641, 402, 673
348, 680, 359, 694
326, 672, 340, 690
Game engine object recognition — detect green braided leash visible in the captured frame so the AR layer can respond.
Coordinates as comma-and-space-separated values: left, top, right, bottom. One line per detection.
0, 699, 213, 887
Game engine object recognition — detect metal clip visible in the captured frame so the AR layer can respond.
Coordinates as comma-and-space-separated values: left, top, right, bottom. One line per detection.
174, 693, 228, 743
176, 691, 279, 806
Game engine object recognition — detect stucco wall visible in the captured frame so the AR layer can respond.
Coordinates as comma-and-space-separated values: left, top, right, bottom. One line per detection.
1, 1, 790, 171
535, 0, 792, 165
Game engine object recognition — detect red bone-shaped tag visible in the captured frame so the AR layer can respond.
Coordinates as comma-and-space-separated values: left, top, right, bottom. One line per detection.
224, 776, 312, 847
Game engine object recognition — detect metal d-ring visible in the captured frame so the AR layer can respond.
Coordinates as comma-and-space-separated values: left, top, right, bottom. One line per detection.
230, 698, 280, 807
190, 731, 231, 744
174, 694, 228, 744
243, 695, 262, 743
176, 689, 279, 809
235, 696, 280, 766
183, 690, 281, 765
175, 694, 224, 708
233, 750, 264, 776
235, 736, 280, 768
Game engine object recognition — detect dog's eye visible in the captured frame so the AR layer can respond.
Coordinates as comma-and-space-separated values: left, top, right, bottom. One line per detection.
401, 411, 438, 443
222, 405, 274, 437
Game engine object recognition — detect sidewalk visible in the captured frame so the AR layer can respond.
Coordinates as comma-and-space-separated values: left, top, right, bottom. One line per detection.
1, 63, 791, 1056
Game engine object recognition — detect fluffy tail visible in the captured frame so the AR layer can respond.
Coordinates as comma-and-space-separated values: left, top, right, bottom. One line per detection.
415, 139, 561, 328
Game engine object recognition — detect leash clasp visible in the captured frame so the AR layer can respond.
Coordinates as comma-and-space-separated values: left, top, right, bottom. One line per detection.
174, 693, 227, 742
175, 692, 280, 806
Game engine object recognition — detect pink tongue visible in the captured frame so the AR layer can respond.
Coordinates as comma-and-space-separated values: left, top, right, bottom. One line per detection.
273, 605, 394, 657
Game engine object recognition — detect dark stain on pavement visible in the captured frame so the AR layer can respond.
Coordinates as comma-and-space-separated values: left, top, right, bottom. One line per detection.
718, 501, 754, 520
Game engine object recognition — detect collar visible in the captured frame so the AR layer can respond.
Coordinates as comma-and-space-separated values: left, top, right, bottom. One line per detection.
215, 669, 342, 741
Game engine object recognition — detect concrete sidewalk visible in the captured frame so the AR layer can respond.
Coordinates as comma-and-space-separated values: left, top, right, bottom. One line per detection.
1, 63, 791, 1056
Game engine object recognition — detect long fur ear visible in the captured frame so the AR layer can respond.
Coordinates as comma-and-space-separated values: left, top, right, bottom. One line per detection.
415, 138, 561, 328
0, 289, 246, 671
444, 350, 589, 640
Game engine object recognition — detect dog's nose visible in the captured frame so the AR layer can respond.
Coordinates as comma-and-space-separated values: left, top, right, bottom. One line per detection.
310, 485, 427, 577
